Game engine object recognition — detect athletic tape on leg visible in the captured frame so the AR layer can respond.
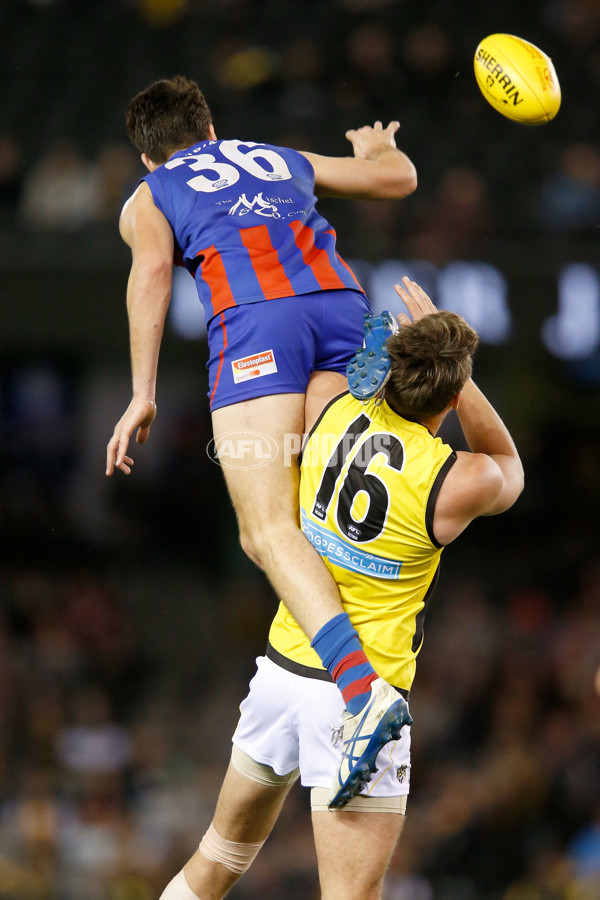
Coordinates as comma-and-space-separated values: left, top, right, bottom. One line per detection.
199, 823, 264, 875
159, 869, 199, 900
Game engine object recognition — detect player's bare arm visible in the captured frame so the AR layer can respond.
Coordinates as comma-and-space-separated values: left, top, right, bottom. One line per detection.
301, 121, 417, 200
106, 184, 174, 476
393, 277, 524, 546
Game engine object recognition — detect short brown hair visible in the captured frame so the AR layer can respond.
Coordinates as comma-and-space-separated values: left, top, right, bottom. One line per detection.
384, 312, 479, 419
126, 76, 212, 164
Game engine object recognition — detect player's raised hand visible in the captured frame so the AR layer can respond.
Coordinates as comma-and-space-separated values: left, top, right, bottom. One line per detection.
394, 276, 439, 325
345, 121, 401, 160
106, 397, 157, 476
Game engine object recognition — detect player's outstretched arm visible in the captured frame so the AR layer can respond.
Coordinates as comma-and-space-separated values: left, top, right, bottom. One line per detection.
106, 184, 174, 476
301, 121, 417, 200
431, 383, 525, 545
452, 380, 525, 517
393, 277, 524, 546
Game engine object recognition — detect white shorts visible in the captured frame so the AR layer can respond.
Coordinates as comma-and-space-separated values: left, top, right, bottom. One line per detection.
232, 656, 411, 808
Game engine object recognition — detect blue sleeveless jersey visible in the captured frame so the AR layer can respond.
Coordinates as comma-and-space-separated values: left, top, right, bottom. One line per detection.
143, 139, 364, 323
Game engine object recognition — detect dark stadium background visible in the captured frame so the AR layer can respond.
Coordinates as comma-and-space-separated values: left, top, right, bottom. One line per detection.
1, 1, 599, 898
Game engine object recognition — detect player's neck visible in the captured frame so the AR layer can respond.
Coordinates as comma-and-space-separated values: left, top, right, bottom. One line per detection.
422, 412, 444, 436
385, 395, 444, 437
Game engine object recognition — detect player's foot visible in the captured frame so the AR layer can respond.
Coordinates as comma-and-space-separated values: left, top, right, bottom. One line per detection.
346, 311, 399, 402
328, 678, 412, 810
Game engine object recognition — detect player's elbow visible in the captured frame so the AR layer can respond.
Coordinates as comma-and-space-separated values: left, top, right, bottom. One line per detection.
130, 256, 173, 301
505, 462, 525, 509
134, 255, 172, 282
399, 164, 418, 197
487, 459, 525, 515
382, 162, 417, 199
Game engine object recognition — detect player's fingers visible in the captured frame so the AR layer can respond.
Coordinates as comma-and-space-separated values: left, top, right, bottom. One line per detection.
403, 276, 425, 299
402, 277, 429, 312
115, 432, 131, 467
116, 460, 132, 475
407, 278, 437, 312
106, 436, 119, 476
345, 129, 356, 141
399, 278, 429, 318
397, 313, 411, 327
373, 120, 383, 130
394, 282, 413, 308
386, 121, 400, 135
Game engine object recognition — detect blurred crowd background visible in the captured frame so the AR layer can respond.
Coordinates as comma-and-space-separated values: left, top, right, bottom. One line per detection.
1, 0, 600, 898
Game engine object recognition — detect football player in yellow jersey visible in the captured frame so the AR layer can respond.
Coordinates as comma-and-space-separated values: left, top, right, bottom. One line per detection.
159, 278, 524, 900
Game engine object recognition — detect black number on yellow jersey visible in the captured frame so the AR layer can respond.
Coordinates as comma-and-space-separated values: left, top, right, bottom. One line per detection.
337, 433, 404, 542
312, 414, 370, 521
312, 417, 404, 544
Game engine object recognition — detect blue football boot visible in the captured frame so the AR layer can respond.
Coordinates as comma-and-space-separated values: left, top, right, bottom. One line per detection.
328, 678, 413, 809
347, 311, 399, 402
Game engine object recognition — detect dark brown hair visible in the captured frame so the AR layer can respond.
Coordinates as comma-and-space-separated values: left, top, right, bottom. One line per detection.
126, 76, 213, 164
384, 311, 479, 420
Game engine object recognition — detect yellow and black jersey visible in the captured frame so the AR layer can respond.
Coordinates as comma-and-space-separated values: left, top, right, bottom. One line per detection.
268, 391, 456, 693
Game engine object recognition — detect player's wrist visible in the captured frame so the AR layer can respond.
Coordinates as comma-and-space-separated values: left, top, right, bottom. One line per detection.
364, 145, 399, 162
131, 390, 156, 404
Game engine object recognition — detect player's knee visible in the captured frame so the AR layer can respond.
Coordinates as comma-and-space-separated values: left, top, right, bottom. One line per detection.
199, 823, 264, 875
239, 529, 264, 569
238, 520, 282, 569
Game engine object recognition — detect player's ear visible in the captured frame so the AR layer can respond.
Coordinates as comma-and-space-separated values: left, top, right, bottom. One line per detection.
141, 153, 155, 172
451, 392, 461, 411
208, 123, 217, 140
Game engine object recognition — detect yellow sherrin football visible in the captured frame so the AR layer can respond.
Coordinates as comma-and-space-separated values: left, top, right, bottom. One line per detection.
474, 33, 561, 125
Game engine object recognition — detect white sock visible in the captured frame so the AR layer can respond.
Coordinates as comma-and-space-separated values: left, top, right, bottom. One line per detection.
159, 869, 200, 900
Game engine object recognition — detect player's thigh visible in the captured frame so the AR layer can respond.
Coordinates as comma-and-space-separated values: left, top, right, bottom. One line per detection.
211, 392, 305, 527
312, 809, 405, 900
304, 370, 347, 435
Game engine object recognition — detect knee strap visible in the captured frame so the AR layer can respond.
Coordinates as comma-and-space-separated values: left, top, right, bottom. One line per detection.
199, 823, 264, 875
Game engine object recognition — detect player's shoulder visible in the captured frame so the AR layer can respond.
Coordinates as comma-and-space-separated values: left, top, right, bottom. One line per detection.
119, 181, 168, 245
119, 182, 146, 243
120, 180, 156, 215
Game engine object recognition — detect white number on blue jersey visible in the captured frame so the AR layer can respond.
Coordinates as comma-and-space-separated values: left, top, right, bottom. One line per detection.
164, 141, 293, 193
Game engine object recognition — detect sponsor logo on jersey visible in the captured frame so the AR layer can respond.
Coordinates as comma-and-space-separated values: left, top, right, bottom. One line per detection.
231, 349, 278, 383
396, 764, 408, 784
228, 192, 281, 218
300, 510, 402, 580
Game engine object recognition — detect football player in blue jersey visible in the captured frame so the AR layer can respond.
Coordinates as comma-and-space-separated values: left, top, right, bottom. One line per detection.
105, 76, 417, 795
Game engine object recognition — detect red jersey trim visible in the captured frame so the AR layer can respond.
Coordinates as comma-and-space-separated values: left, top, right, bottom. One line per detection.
210, 312, 228, 408
239, 225, 295, 298
199, 246, 237, 318
290, 221, 346, 291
